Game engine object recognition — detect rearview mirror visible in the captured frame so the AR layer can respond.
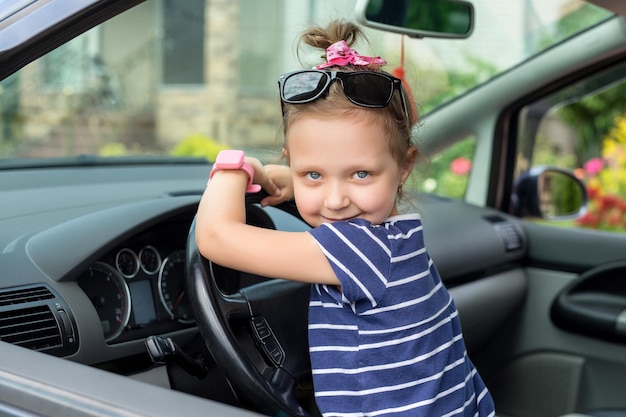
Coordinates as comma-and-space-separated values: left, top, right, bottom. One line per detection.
355, 0, 474, 39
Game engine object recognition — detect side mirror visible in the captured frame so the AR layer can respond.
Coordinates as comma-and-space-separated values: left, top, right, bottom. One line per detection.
512, 166, 587, 220
355, 0, 474, 39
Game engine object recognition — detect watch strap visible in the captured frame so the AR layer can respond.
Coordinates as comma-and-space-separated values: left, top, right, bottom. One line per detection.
209, 150, 261, 193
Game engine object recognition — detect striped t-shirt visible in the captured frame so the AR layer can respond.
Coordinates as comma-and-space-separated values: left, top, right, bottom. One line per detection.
308, 213, 495, 417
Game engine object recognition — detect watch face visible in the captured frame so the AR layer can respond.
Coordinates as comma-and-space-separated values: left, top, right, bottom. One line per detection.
216, 150, 244, 169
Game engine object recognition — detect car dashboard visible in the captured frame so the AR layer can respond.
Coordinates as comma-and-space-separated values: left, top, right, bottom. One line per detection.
0, 162, 528, 382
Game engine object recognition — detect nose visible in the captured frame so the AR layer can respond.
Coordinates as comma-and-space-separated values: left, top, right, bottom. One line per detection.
324, 181, 350, 211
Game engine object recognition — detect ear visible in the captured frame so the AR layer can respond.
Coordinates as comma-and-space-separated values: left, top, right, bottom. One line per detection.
400, 145, 418, 184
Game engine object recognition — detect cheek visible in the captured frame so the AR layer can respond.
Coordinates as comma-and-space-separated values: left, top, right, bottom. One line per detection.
359, 194, 394, 213
295, 198, 323, 226
292, 184, 319, 214
356, 182, 398, 213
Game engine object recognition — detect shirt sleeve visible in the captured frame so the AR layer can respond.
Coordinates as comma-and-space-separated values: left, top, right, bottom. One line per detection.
308, 220, 391, 310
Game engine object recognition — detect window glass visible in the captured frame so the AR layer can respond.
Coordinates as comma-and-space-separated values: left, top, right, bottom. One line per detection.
515, 61, 626, 232
238, 0, 283, 93
42, 37, 89, 89
0, 0, 613, 164
162, 0, 204, 85
413, 136, 475, 199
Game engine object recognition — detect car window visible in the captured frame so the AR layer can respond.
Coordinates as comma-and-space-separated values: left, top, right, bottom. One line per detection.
0, 0, 612, 170
514, 60, 626, 232
413, 136, 475, 199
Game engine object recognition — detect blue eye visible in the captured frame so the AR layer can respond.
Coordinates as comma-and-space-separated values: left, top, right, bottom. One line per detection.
354, 171, 369, 179
306, 172, 321, 180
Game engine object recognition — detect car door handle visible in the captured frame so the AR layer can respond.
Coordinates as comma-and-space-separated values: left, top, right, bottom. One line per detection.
551, 261, 626, 343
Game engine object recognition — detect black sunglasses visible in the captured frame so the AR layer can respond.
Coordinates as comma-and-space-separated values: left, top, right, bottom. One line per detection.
278, 70, 408, 120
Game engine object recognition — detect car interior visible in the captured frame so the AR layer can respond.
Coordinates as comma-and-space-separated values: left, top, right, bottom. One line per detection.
1, 0, 626, 416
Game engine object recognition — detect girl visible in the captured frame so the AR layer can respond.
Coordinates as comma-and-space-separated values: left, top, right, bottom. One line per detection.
196, 20, 495, 417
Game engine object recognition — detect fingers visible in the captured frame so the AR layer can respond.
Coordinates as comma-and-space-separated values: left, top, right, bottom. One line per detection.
260, 164, 294, 207
264, 164, 292, 187
244, 158, 293, 206
255, 172, 280, 198
260, 189, 292, 207
243, 157, 276, 195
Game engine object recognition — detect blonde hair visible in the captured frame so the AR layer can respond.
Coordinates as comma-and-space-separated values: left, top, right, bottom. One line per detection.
282, 20, 418, 167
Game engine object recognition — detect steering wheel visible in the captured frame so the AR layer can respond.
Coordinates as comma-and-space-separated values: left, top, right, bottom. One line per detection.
186, 200, 315, 417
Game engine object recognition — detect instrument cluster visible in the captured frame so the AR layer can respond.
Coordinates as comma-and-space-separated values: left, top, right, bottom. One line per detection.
76, 217, 195, 344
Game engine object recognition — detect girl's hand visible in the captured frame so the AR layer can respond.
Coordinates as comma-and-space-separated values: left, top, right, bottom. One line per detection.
245, 157, 280, 198
244, 158, 292, 206
260, 164, 293, 207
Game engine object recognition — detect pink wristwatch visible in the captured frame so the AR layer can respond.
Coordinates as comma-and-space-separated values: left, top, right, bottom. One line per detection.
209, 150, 261, 193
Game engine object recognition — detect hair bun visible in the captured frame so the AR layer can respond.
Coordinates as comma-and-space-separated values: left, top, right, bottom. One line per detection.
300, 20, 365, 58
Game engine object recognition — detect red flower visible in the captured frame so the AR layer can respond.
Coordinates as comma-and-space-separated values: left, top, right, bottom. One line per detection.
577, 212, 600, 227
587, 184, 600, 199
450, 157, 471, 176
607, 211, 623, 226
601, 195, 620, 210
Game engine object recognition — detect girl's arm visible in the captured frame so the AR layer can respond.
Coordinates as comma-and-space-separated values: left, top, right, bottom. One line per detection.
195, 157, 338, 285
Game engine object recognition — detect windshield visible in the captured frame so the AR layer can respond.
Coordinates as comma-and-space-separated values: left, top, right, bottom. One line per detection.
0, 0, 612, 164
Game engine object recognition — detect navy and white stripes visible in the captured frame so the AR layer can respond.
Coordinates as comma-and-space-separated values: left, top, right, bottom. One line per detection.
307, 214, 495, 417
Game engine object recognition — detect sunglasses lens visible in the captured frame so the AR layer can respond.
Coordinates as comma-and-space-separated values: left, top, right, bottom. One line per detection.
343, 73, 393, 107
282, 71, 329, 103
280, 71, 398, 110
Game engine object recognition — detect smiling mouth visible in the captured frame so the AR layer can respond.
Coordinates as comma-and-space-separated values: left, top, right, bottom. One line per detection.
321, 215, 358, 223
322, 218, 342, 222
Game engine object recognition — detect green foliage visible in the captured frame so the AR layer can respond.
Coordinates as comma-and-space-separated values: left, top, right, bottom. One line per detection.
170, 133, 227, 161
98, 142, 128, 156
428, 169, 469, 198
555, 74, 626, 166
532, 139, 577, 169
553, 4, 612, 44
418, 55, 499, 115
412, 136, 475, 199
537, 5, 618, 166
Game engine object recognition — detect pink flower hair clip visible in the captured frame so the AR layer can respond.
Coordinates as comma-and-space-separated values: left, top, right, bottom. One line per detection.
315, 40, 386, 69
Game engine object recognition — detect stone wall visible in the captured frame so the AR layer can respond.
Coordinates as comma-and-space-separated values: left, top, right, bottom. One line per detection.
156, 0, 283, 152
9, 0, 286, 159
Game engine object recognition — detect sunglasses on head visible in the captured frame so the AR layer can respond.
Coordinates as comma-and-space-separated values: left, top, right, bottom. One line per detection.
278, 69, 408, 120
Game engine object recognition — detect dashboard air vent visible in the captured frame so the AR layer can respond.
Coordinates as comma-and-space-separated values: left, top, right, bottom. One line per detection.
0, 305, 61, 350
0, 284, 78, 357
0, 286, 54, 307
484, 215, 525, 252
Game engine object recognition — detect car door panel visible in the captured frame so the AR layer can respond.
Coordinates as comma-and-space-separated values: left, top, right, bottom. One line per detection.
478, 225, 626, 417
449, 268, 527, 355
524, 223, 626, 272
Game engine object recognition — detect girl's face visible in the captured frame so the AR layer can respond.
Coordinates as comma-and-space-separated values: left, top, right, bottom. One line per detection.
286, 115, 413, 227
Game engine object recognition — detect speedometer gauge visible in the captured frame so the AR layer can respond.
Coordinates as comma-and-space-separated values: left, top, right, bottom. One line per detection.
77, 262, 131, 342
158, 250, 194, 324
